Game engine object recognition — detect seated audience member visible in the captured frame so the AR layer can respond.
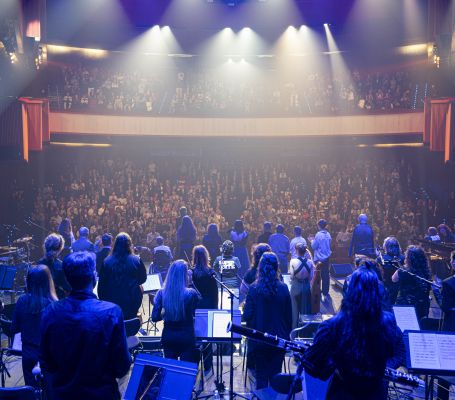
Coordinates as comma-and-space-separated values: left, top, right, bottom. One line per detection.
71, 226, 95, 252
392, 245, 431, 320
152, 260, 201, 363
151, 236, 173, 276
98, 232, 147, 320
96, 233, 112, 274
290, 242, 314, 328
303, 266, 404, 400
437, 223, 455, 243
40, 252, 131, 400
243, 252, 292, 389
12, 265, 57, 387
268, 224, 291, 274
39, 233, 71, 299
424, 226, 441, 243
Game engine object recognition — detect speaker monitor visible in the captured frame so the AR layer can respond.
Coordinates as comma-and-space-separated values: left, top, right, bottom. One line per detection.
329, 263, 353, 278
124, 354, 198, 400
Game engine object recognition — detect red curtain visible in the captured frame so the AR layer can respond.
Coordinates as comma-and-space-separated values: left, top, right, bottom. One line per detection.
42, 99, 50, 142
430, 99, 453, 152
423, 98, 431, 144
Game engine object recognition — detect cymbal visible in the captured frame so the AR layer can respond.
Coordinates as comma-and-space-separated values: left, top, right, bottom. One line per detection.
13, 236, 33, 244
0, 246, 17, 251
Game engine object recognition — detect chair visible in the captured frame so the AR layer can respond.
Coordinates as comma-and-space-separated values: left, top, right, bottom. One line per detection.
151, 250, 171, 278
0, 386, 36, 400
124, 318, 142, 358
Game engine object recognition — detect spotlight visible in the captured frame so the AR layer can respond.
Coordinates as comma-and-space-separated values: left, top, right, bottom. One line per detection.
228, 58, 233, 63
240, 58, 246, 63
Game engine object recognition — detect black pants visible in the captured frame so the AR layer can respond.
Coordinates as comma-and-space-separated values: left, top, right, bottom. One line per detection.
162, 324, 199, 364
319, 258, 330, 296
254, 345, 285, 390
22, 346, 39, 388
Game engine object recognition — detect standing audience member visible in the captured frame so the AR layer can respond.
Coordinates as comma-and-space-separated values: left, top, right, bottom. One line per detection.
349, 214, 375, 258
230, 220, 250, 275
243, 252, 292, 390
302, 266, 404, 400
151, 260, 201, 363
289, 226, 307, 260
392, 245, 431, 320
38, 233, 71, 299
257, 222, 273, 244
202, 223, 223, 266
176, 215, 197, 261
96, 233, 112, 274
12, 266, 57, 387
40, 252, 131, 400
72, 227, 94, 252
98, 232, 147, 320
290, 243, 314, 328
310, 219, 332, 300
268, 224, 291, 274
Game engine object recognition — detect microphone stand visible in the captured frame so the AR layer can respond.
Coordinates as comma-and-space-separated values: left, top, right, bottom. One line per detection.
211, 274, 248, 400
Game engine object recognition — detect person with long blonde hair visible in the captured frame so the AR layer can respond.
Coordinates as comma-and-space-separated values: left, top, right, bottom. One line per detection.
152, 260, 201, 362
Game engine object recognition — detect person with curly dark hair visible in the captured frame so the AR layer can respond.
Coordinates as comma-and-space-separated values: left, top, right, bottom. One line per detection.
243, 252, 292, 389
303, 266, 404, 399
392, 245, 431, 320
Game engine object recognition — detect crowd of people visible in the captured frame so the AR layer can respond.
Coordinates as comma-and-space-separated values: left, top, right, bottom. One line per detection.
29, 155, 451, 259
48, 62, 425, 116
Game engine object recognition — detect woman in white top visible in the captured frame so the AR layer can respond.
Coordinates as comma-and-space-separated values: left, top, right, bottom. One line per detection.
289, 242, 314, 329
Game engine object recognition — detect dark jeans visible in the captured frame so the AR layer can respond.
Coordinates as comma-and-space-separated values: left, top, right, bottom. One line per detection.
319, 258, 330, 296
162, 324, 199, 364
290, 279, 311, 329
22, 350, 39, 388
254, 345, 285, 390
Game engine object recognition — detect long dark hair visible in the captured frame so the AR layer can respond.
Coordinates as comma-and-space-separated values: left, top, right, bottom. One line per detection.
337, 266, 393, 363
234, 219, 245, 234
383, 236, 401, 258
256, 252, 280, 297
112, 232, 134, 258
192, 245, 211, 272
26, 265, 58, 314
405, 245, 430, 280
252, 243, 271, 269
206, 223, 220, 238
162, 260, 189, 321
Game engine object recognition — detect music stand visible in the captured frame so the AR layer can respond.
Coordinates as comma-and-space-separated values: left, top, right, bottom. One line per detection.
0, 266, 16, 290
143, 274, 163, 335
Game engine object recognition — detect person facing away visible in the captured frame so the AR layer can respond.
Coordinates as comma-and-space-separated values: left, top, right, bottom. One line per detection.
12, 265, 57, 388
151, 236, 173, 276
40, 252, 131, 400
191, 245, 218, 309
289, 225, 307, 260
176, 215, 197, 261
230, 219, 250, 275
71, 226, 95, 253
303, 266, 404, 400
57, 218, 74, 258
98, 232, 147, 320
95, 233, 112, 274
424, 226, 441, 243
38, 233, 71, 299
310, 219, 332, 298
243, 252, 292, 390
290, 242, 314, 328
349, 214, 375, 258
268, 224, 291, 274
257, 221, 273, 244
151, 260, 201, 363
202, 223, 223, 266
213, 240, 241, 289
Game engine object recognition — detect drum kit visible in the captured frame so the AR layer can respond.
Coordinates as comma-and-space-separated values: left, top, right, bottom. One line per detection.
0, 236, 33, 295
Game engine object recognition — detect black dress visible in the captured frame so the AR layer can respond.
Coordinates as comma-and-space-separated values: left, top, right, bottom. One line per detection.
98, 254, 147, 320
151, 288, 201, 363
192, 267, 218, 309
38, 257, 71, 299
11, 295, 52, 387
395, 269, 430, 320
243, 281, 292, 389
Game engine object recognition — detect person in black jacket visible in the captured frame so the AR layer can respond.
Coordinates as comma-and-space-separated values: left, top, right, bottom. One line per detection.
303, 266, 404, 400
98, 232, 147, 320
38, 233, 71, 299
243, 252, 292, 390
12, 265, 57, 387
95, 233, 112, 274
152, 260, 201, 363
202, 224, 223, 267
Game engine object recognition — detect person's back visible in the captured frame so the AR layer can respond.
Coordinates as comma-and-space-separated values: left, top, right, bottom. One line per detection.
40, 252, 131, 400
349, 215, 374, 257
72, 227, 94, 252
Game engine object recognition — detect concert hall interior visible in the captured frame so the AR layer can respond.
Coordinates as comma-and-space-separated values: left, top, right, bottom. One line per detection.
1, 0, 455, 399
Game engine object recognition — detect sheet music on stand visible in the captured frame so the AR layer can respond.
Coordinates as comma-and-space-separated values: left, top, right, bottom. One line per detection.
393, 305, 420, 332
404, 330, 455, 375
142, 274, 163, 293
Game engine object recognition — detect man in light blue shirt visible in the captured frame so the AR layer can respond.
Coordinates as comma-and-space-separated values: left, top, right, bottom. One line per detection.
268, 224, 291, 273
310, 219, 332, 299
290, 226, 307, 260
